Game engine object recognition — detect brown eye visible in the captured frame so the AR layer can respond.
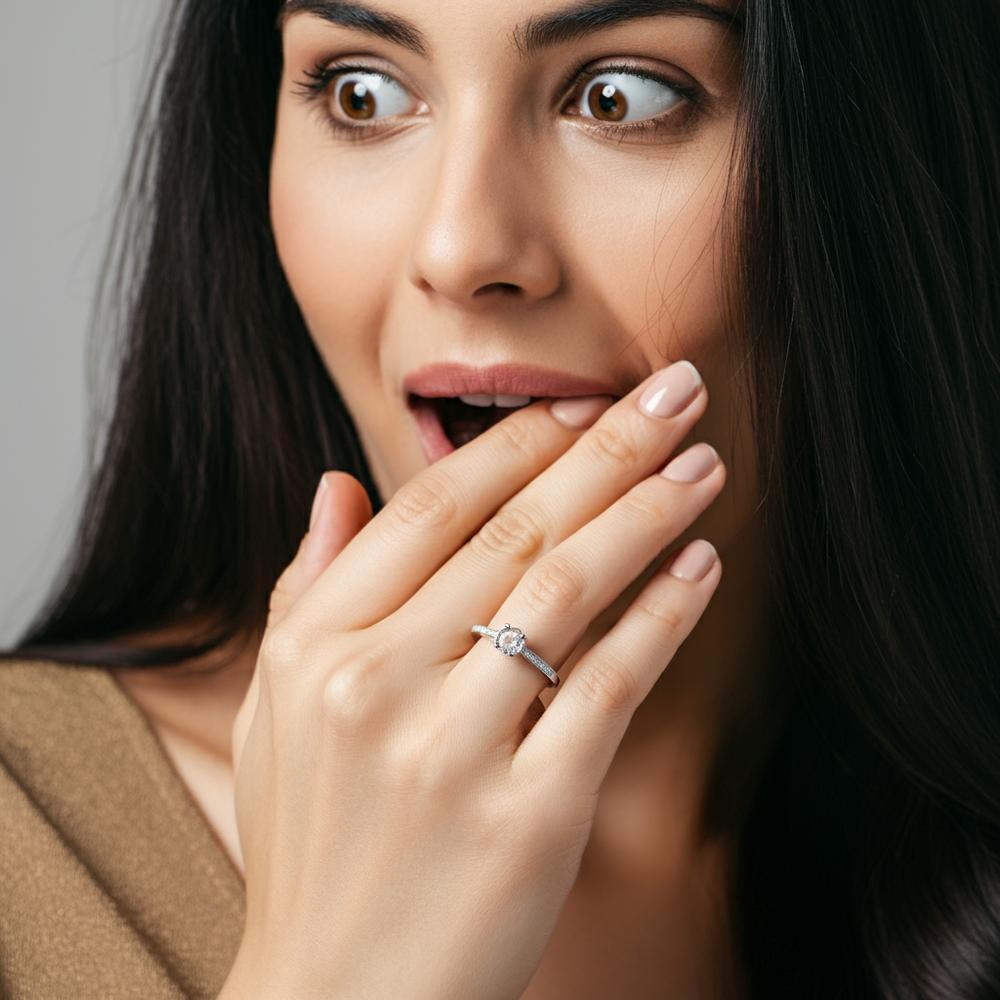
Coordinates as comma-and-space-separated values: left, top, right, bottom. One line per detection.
339, 79, 377, 121
587, 81, 629, 122
575, 70, 684, 125
327, 71, 413, 125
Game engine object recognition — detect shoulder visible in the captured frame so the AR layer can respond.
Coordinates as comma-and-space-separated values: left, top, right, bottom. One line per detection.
0, 653, 106, 693
0, 656, 113, 758
0, 657, 244, 999
0, 656, 142, 827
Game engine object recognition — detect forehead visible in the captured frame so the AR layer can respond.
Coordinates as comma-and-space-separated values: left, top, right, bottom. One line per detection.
275, 0, 744, 60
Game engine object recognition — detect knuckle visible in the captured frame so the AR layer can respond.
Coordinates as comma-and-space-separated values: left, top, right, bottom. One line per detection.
388, 735, 455, 798
521, 553, 587, 616
386, 473, 459, 531
634, 590, 688, 640
586, 420, 640, 471
574, 651, 638, 716
320, 648, 387, 727
259, 623, 308, 676
470, 501, 548, 563
489, 408, 538, 461
619, 485, 669, 528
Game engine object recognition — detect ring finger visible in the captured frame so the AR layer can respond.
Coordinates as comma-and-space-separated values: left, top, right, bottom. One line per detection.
443, 444, 725, 745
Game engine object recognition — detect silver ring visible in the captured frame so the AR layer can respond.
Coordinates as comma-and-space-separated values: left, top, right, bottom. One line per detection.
470, 622, 560, 687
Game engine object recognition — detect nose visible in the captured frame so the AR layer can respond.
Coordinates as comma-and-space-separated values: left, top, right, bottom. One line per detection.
406, 118, 562, 308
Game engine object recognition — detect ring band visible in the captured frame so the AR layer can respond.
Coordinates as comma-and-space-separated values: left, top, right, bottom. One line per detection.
470, 623, 560, 687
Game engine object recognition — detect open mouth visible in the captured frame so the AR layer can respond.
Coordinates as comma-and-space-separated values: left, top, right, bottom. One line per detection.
407, 393, 540, 459
403, 362, 627, 465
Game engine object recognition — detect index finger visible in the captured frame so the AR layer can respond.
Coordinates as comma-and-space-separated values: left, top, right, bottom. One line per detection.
288, 393, 617, 633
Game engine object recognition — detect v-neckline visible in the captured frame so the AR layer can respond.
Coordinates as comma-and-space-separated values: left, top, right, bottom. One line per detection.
102, 663, 248, 888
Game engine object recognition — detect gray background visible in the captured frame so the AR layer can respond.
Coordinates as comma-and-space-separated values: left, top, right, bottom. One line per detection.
1, 2, 166, 647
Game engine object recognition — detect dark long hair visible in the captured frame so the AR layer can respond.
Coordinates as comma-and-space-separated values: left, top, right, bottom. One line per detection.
3, 0, 998, 995
2, 0, 381, 669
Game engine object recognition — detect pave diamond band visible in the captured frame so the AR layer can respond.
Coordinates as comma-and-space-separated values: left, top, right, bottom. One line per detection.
470, 623, 560, 687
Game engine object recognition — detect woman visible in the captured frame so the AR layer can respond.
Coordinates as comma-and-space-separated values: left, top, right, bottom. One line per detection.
2, 0, 997, 996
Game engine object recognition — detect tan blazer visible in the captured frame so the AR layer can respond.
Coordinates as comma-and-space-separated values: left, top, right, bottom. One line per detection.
0, 658, 245, 999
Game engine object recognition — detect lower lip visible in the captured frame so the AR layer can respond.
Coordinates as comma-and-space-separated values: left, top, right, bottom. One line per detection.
408, 397, 456, 464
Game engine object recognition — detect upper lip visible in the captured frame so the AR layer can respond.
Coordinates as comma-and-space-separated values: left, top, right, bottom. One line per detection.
403, 362, 625, 399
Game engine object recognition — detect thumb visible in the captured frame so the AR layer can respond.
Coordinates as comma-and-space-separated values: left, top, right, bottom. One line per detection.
266, 471, 374, 633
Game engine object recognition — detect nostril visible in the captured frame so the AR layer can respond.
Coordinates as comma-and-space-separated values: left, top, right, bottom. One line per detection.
473, 282, 521, 298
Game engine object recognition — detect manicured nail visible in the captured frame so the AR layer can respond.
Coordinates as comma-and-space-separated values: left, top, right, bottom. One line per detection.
309, 474, 330, 531
667, 539, 718, 582
550, 394, 616, 429
638, 361, 702, 418
660, 442, 720, 483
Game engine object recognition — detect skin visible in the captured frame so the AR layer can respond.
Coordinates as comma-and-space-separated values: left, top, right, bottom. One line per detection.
115, 1, 776, 996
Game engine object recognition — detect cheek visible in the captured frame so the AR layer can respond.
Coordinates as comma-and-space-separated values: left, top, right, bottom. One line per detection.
559, 137, 733, 364
269, 118, 408, 369
556, 133, 753, 535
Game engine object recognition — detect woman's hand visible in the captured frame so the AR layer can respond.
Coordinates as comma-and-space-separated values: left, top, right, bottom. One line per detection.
220, 361, 725, 1000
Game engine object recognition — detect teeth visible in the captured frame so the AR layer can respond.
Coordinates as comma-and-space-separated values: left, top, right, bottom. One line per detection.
457, 394, 533, 408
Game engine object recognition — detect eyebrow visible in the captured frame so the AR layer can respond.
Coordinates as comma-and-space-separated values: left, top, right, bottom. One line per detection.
275, 0, 744, 58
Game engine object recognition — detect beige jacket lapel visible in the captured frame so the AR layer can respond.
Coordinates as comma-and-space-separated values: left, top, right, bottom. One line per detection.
0, 658, 245, 999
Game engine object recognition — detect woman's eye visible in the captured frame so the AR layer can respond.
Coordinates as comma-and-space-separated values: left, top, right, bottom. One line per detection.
291, 63, 420, 139
566, 68, 687, 129
322, 68, 414, 126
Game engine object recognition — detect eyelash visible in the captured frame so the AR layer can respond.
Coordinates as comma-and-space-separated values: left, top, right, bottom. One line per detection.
291, 58, 704, 144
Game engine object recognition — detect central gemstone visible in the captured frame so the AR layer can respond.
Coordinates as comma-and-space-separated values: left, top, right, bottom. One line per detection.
494, 624, 526, 656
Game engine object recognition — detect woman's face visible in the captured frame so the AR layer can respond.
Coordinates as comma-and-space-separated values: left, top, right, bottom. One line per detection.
270, 0, 756, 567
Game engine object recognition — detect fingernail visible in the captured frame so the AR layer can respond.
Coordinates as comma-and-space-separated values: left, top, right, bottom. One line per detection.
638, 361, 702, 418
309, 474, 330, 531
667, 539, 718, 582
660, 442, 720, 483
550, 394, 616, 429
